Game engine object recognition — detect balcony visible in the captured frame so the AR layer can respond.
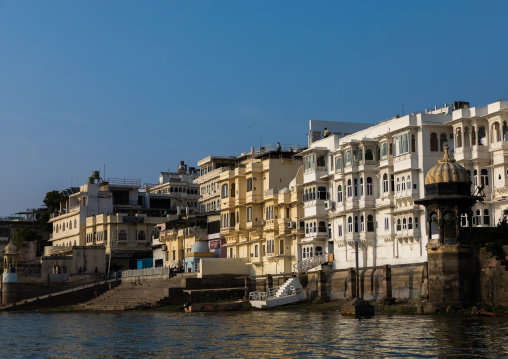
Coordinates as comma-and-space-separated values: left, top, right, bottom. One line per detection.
220, 197, 235, 209
264, 188, 279, 198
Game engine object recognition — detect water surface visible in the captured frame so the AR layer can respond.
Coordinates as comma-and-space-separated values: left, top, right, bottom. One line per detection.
0, 311, 507, 358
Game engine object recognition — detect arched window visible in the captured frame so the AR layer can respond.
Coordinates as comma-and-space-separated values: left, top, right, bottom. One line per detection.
402, 218, 407, 230
476, 209, 481, 225
440, 133, 447, 151
430, 133, 438, 152
366, 177, 373, 196
337, 185, 343, 203
397, 219, 401, 231
230, 212, 235, 227
304, 188, 308, 202
313, 222, 317, 233
360, 215, 365, 232
354, 178, 358, 197
381, 142, 387, 159
396, 178, 400, 192
347, 179, 352, 198
354, 216, 359, 232
312, 187, 316, 200
305, 223, 309, 234
347, 216, 353, 233
231, 183, 235, 197
383, 174, 389, 193
472, 126, 477, 145
365, 148, 373, 161
408, 217, 413, 229
367, 215, 374, 232
483, 209, 490, 226
74, 219, 77, 228
456, 128, 462, 148
478, 126, 486, 145
119, 230, 127, 241
137, 231, 146, 241
407, 175, 411, 190
359, 178, 364, 196
481, 169, 489, 186
464, 127, 470, 147
401, 176, 406, 191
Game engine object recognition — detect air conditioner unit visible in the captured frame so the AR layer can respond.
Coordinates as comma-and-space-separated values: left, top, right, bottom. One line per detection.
325, 201, 331, 210
288, 221, 296, 229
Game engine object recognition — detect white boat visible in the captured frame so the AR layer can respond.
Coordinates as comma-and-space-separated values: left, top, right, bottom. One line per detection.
249, 277, 307, 309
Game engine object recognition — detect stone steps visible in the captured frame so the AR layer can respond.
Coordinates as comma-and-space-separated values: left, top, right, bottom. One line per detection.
78, 278, 183, 310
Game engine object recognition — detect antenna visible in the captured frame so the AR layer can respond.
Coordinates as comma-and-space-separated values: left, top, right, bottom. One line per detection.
402, 100, 405, 116
104, 164, 106, 180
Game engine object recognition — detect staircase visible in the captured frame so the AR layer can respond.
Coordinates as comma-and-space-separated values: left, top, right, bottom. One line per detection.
250, 277, 306, 309
78, 276, 188, 310
292, 254, 328, 274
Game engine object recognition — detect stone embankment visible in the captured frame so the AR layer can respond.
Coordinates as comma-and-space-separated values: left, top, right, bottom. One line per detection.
78, 275, 189, 310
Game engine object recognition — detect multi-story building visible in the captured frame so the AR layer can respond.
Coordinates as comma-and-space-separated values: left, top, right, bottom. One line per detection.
143, 161, 200, 214
196, 156, 236, 214
301, 105, 450, 269
209, 143, 306, 276
301, 101, 508, 271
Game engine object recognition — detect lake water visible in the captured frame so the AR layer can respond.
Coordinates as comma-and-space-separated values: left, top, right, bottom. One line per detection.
0, 310, 507, 358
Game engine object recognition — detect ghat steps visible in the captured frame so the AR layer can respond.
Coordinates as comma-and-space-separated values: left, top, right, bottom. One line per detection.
78, 275, 193, 310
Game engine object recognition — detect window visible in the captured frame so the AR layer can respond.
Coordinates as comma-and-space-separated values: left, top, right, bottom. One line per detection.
365, 148, 374, 161
408, 217, 413, 229
267, 239, 275, 255
347, 179, 352, 198
230, 212, 235, 227
476, 209, 481, 225
360, 178, 364, 197
396, 178, 400, 192
337, 185, 343, 203
430, 133, 438, 152
384, 217, 390, 231
305, 223, 309, 234
366, 215, 374, 232
119, 230, 127, 241
396, 219, 401, 231
407, 175, 411, 190
354, 178, 358, 197
360, 215, 365, 232
415, 217, 418, 228
347, 217, 353, 233
345, 150, 352, 166
317, 155, 326, 170
254, 245, 259, 257
440, 133, 447, 151
393, 132, 410, 156
401, 176, 406, 191
481, 169, 489, 186
231, 183, 235, 197
221, 184, 229, 198
313, 222, 317, 233
247, 178, 253, 192
383, 174, 389, 193
335, 157, 342, 173
366, 177, 373, 196
279, 239, 284, 255
74, 219, 77, 228
338, 224, 343, 237
354, 216, 359, 232
318, 221, 327, 233
402, 218, 407, 230
304, 154, 316, 172
317, 186, 328, 200
247, 207, 252, 222
483, 209, 490, 226
380, 142, 388, 159
137, 231, 146, 241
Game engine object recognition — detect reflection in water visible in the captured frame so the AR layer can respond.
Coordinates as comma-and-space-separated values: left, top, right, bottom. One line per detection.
0, 311, 507, 358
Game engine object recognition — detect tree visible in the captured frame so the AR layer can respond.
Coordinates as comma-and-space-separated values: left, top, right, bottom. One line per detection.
39, 212, 52, 233
43, 190, 62, 213
12, 227, 43, 250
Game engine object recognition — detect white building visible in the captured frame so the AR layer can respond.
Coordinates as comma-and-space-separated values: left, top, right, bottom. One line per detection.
301, 103, 466, 270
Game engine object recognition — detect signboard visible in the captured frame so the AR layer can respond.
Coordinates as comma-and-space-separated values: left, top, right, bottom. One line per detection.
209, 240, 221, 250
123, 216, 144, 223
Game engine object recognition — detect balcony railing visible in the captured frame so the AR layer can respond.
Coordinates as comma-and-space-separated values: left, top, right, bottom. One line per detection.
293, 254, 327, 274
104, 178, 141, 187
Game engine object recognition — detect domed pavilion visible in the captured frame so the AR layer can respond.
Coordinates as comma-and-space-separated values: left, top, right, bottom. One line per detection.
184, 239, 215, 273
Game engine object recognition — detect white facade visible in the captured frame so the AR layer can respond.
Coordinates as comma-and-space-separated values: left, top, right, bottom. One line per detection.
302, 109, 458, 269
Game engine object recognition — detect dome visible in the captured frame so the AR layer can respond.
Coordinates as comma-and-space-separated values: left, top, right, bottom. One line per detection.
425, 146, 470, 185
190, 240, 210, 254
5, 241, 17, 254
280, 187, 290, 194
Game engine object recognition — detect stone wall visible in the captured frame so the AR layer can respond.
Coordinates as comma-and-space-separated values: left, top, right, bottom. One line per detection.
478, 246, 508, 307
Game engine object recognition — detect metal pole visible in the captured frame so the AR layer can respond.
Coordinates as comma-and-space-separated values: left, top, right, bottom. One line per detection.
355, 241, 359, 298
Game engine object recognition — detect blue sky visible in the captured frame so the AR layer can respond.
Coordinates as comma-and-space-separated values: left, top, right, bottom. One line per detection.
1, 1, 508, 216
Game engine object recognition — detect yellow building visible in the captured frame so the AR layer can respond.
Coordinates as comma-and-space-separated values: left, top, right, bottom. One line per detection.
211, 143, 305, 276
156, 224, 208, 268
